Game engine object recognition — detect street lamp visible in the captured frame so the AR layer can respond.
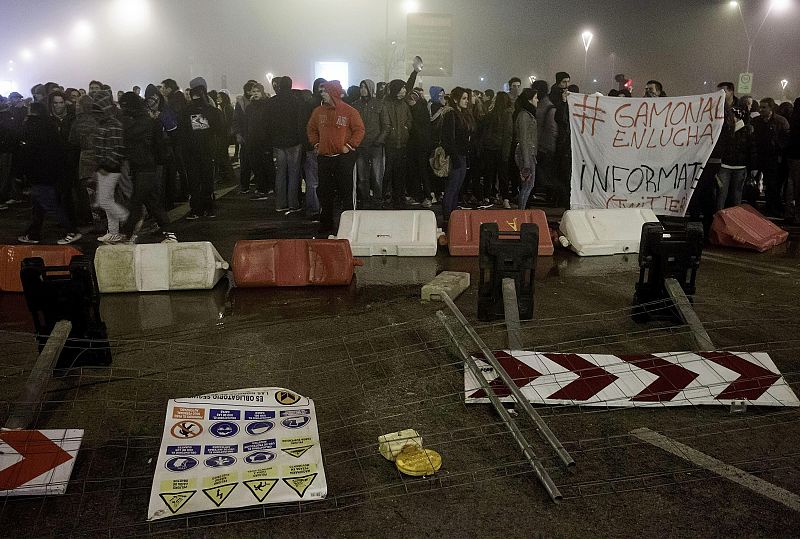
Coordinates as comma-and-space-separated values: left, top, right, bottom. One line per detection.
730, 0, 792, 74
581, 31, 594, 89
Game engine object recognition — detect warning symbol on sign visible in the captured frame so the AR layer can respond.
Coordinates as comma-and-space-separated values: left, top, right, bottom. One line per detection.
282, 473, 318, 498
281, 445, 314, 459
275, 390, 301, 405
243, 478, 278, 502
202, 483, 237, 507
170, 421, 203, 439
159, 490, 195, 514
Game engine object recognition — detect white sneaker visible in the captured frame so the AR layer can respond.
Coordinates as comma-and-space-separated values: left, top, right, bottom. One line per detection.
502, 199, 511, 209
97, 232, 113, 242
57, 232, 82, 245
422, 198, 432, 208
102, 233, 127, 244
430, 193, 438, 204
161, 232, 178, 243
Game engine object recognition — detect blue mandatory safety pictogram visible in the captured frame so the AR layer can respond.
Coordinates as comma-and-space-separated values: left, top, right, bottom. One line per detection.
209, 421, 240, 438
281, 415, 311, 429
246, 421, 275, 436
244, 451, 277, 464
165, 456, 199, 473
205, 455, 237, 468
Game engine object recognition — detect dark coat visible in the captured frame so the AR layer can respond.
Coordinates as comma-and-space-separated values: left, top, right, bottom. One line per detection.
19, 115, 64, 184
719, 123, 757, 169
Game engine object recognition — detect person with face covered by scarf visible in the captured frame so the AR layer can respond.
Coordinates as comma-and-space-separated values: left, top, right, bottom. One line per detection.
118, 92, 177, 243
352, 78, 388, 208
306, 80, 365, 235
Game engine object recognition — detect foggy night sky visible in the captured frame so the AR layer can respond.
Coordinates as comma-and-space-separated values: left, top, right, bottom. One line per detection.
2, 0, 798, 99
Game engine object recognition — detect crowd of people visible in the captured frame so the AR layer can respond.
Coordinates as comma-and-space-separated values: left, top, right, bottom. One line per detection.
1, 59, 799, 245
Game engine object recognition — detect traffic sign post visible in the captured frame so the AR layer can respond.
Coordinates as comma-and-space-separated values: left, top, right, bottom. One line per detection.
738, 72, 753, 95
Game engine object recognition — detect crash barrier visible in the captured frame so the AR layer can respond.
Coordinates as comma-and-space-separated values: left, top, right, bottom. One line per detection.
478, 222, 538, 322
710, 204, 789, 252
0, 245, 82, 292
335, 210, 438, 256
447, 209, 553, 256
558, 208, 659, 256
232, 239, 362, 287
632, 220, 704, 322
94, 242, 229, 293
20, 255, 111, 369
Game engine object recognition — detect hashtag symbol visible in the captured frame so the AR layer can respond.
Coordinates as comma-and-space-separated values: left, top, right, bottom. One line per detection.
572, 95, 606, 136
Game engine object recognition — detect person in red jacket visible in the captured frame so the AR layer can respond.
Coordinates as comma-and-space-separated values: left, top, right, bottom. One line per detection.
307, 80, 365, 235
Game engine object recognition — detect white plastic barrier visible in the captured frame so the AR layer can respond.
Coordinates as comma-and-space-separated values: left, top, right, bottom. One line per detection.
95, 242, 229, 293
335, 210, 438, 256
559, 209, 659, 256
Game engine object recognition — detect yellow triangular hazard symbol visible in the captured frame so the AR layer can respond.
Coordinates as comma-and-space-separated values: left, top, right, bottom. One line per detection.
202, 483, 237, 507
243, 479, 278, 502
281, 445, 313, 459
282, 473, 318, 498
159, 491, 195, 514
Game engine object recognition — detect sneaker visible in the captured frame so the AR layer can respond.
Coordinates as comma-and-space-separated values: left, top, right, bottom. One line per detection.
125, 234, 138, 245
250, 191, 269, 201
101, 233, 127, 244
57, 232, 83, 245
477, 199, 494, 209
185, 212, 201, 220
240, 188, 250, 195
430, 193, 438, 204
17, 235, 40, 244
133, 217, 145, 234
5, 198, 23, 205
309, 213, 321, 224
204, 211, 217, 218
275, 207, 290, 212
161, 232, 178, 243
405, 196, 421, 206
97, 232, 114, 242
284, 208, 302, 215
502, 199, 511, 209
422, 198, 432, 208
0, 204, 7, 211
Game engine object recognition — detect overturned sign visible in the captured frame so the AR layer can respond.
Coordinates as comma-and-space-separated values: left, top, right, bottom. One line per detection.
0, 429, 83, 496
147, 388, 326, 521
464, 351, 799, 407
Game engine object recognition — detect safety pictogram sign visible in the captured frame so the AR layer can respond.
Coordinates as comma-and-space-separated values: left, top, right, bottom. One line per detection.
147, 388, 327, 521
0, 429, 83, 496
464, 351, 799, 407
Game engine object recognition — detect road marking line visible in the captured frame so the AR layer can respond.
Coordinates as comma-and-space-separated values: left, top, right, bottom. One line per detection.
631, 427, 800, 512
703, 253, 793, 276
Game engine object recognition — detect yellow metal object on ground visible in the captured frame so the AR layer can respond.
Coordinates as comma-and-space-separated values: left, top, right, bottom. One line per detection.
394, 446, 442, 477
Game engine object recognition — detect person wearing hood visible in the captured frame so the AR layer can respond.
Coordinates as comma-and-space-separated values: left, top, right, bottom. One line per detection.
266, 76, 304, 213
118, 92, 177, 243
408, 85, 435, 206
232, 80, 258, 194
513, 88, 539, 210
179, 77, 223, 219
380, 57, 423, 207
243, 83, 274, 201
299, 77, 327, 219
17, 102, 83, 245
161, 78, 189, 202
306, 80, 365, 235
144, 83, 181, 210
352, 78, 388, 208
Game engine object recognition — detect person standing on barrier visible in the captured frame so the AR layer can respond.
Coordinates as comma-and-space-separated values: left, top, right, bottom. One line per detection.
307, 80, 365, 236
513, 88, 539, 210
353, 78, 387, 209
441, 87, 476, 225
479, 91, 513, 207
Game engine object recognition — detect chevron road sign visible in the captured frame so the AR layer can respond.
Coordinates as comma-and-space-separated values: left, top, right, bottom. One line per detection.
464, 351, 799, 407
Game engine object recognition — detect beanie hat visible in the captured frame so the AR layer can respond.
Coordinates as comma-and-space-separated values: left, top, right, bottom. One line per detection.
555, 72, 570, 84
8, 92, 23, 100
189, 77, 207, 90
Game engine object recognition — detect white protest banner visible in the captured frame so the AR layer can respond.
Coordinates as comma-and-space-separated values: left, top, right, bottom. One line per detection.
568, 91, 725, 216
147, 387, 327, 521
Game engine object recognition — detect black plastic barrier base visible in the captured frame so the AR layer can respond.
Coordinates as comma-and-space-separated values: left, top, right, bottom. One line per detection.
20, 255, 112, 369
477, 222, 538, 322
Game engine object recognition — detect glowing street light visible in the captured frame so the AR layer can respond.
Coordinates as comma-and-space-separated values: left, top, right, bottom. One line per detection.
781, 79, 789, 90
71, 20, 94, 46
403, 0, 419, 13
581, 30, 594, 89
20, 49, 33, 62
110, 0, 152, 34
729, 0, 792, 73
41, 38, 57, 53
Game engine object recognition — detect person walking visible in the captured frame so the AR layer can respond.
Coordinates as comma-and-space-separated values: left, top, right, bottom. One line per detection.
91, 90, 129, 243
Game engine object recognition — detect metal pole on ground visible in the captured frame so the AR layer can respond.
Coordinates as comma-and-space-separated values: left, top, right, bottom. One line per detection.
439, 292, 575, 468
4, 320, 72, 430
501, 278, 523, 351
436, 310, 562, 503
664, 278, 714, 352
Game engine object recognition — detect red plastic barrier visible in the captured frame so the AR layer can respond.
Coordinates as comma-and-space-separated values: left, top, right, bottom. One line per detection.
232, 239, 363, 287
709, 204, 789, 252
447, 209, 554, 256
0, 245, 82, 292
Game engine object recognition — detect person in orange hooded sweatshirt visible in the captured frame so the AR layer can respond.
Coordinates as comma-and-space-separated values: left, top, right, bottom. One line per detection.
306, 80, 365, 235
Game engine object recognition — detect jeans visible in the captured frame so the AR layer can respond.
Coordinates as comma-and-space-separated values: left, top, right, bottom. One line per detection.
25, 184, 74, 240
443, 154, 467, 221
317, 152, 357, 233
304, 150, 320, 215
274, 144, 303, 209
96, 170, 129, 234
515, 146, 536, 209
356, 145, 384, 204
122, 167, 171, 236
716, 167, 747, 211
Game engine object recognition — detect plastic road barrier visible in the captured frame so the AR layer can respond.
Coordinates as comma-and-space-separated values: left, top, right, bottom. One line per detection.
0, 245, 82, 292
558, 208, 660, 256
335, 210, 438, 256
710, 204, 789, 252
447, 209, 553, 256
232, 239, 362, 287
94, 242, 229, 293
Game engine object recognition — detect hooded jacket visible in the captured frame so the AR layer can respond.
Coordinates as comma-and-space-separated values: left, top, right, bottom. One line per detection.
19, 109, 64, 185
69, 95, 100, 179
352, 79, 388, 148
408, 88, 432, 148
265, 77, 304, 148
429, 86, 445, 120
179, 88, 223, 159
306, 80, 365, 156
121, 92, 164, 172
381, 79, 413, 149
91, 90, 125, 172
145, 83, 178, 133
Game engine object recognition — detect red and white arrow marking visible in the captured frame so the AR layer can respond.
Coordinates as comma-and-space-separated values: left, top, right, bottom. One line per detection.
465, 351, 798, 407
0, 429, 83, 496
